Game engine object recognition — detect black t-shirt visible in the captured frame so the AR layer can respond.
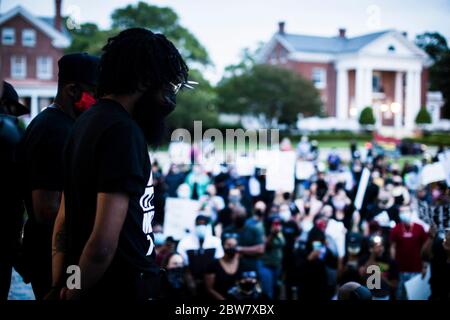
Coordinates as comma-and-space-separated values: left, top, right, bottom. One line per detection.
206, 259, 242, 297
0, 115, 25, 254
430, 238, 450, 300
17, 106, 74, 280
63, 99, 158, 276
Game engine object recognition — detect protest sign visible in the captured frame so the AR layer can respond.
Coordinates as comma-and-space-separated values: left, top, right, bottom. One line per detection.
438, 150, 450, 186
295, 160, 315, 180
163, 197, 200, 240
420, 162, 446, 186
404, 266, 431, 300
354, 167, 370, 210
236, 155, 255, 176
265, 151, 296, 192
168, 141, 191, 165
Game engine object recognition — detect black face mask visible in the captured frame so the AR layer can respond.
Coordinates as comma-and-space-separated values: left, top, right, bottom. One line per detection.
240, 281, 256, 292
254, 209, 264, 217
166, 267, 184, 289
133, 89, 176, 147
234, 216, 246, 228
224, 247, 237, 257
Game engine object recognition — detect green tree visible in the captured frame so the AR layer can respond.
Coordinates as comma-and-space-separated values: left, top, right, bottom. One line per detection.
416, 32, 450, 119
415, 106, 432, 125
66, 2, 210, 66
65, 22, 116, 55
358, 106, 376, 127
217, 64, 322, 128
110, 1, 210, 65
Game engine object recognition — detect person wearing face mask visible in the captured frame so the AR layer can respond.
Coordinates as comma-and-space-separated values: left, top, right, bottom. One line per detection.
160, 253, 191, 300
359, 235, 399, 300
294, 226, 338, 300
338, 233, 364, 286
227, 271, 267, 301
16, 53, 99, 300
185, 165, 210, 200
204, 233, 242, 300
50, 29, 192, 300
389, 207, 428, 300
223, 205, 265, 273
177, 215, 224, 298
259, 218, 285, 299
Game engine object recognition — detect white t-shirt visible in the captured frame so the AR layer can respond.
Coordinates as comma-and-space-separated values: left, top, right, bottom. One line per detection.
177, 233, 224, 266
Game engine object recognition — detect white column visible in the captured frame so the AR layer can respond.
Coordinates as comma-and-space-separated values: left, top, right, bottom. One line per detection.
394, 71, 403, 129
364, 68, 373, 108
355, 67, 365, 115
31, 94, 39, 119
405, 70, 421, 131
336, 67, 349, 119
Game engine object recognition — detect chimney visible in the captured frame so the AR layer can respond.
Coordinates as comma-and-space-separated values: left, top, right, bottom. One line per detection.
278, 21, 285, 35
54, 0, 62, 32
338, 28, 346, 38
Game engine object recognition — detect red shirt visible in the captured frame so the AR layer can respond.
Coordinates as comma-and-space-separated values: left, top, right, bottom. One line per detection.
390, 222, 428, 272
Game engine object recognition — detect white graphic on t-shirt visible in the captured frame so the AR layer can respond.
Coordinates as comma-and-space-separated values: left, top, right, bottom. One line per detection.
140, 171, 155, 256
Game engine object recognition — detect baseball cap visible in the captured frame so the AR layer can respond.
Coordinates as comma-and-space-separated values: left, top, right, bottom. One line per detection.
1, 81, 28, 116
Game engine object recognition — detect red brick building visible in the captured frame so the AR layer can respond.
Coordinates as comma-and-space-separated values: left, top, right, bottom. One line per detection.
258, 22, 440, 131
0, 1, 70, 119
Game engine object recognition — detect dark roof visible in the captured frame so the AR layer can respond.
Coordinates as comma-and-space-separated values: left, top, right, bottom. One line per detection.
38, 16, 72, 39
280, 30, 391, 53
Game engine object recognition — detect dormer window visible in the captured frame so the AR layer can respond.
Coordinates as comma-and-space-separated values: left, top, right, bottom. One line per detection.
388, 45, 396, 53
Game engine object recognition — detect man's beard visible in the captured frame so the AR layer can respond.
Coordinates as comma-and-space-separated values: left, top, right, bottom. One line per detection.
132, 90, 175, 147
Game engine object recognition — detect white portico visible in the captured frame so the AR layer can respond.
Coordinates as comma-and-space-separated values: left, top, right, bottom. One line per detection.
335, 31, 429, 133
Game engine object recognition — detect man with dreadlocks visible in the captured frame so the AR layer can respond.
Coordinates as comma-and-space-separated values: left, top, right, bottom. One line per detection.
50, 28, 190, 300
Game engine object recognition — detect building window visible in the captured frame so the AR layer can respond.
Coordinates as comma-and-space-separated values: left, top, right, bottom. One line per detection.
372, 72, 383, 92
312, 68, 326, 89
2, 27, 15, 45
36, 56, 53, 80
22, 29, 36, 47
11, 56, 26, 79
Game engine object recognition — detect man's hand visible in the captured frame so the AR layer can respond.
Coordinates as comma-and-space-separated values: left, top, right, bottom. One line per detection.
307, 250, 321, 261
428, 224, 438, 239
43, 287, 61, 300
62, 288, 81, 300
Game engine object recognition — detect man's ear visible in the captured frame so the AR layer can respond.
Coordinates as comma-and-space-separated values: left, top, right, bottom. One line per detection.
66, 83, 82, 102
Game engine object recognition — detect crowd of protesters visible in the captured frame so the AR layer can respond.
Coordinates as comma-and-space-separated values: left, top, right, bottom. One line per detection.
0, 26, 449, 301
151, 138, 450, 301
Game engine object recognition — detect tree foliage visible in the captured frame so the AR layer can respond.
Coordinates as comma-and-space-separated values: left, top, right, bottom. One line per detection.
66, 1, 210, 66
415, 32, 450, 119
217, 64, 322, 128
415, 107, 432, 125
358, 106, 376, 126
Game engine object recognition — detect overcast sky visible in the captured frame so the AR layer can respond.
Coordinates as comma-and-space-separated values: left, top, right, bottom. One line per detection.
2, 0, 450, 82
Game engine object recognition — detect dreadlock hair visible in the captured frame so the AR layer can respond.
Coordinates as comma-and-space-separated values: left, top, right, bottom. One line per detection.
98, 28, 189, 96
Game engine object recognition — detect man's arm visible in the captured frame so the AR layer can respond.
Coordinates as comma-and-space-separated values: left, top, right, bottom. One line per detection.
43, 193, 66, 300
65, 192, 129, 299
237, 244, 265, 256
32, 189, 61, 224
